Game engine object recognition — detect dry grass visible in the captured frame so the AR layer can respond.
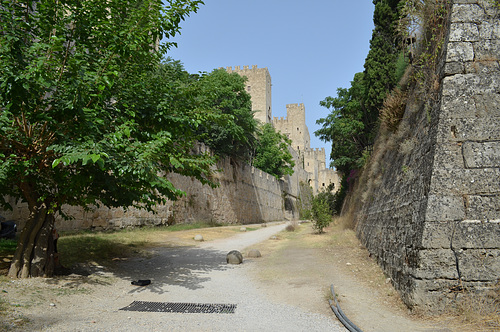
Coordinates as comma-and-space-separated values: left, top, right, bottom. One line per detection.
453, 286, 500, 331
399, 137, 417, 155
0, 223, 258, 274
380, 88, 408, 132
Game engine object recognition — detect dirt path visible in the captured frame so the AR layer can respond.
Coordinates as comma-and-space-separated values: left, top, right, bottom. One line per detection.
246, 223, 455, 332
0, 222, 472, 331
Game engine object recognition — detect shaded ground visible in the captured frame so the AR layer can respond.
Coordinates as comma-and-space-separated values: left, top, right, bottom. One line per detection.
0, 221, 495, 331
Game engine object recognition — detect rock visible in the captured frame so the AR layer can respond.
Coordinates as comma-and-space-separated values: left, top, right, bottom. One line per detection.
240, 227, 247, 232
247, 249, 261, 258
194, 234, 204, 242
261, 223, 267, 227
226, 250, 243, 264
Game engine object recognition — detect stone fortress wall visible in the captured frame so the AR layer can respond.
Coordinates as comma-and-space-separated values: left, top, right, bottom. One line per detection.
354, 0, 500, 311
2, 65, 334, 231
2, 148, 303, 231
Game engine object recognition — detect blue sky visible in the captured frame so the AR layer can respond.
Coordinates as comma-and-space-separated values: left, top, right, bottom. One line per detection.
166, 1, 375, 166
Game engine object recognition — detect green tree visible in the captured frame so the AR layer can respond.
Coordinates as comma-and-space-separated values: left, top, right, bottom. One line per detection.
252, 124, 295, 179
311, 194, 332, 234
193, 69, 258, 162
315, 72, 367, 174
363, 0, 403, 133
315, 0, 404, 213
0, 0, 208, 278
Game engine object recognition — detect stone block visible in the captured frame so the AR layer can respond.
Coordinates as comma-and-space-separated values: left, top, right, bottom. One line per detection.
440, 94, 475, 118
479, 21, 500, 40
431, 143, 462, 169
473, 93, 500, 116
457, 248, 500, 280
444, 61, 465, 75
449, 23, 480, 42
465, 195, 500, 221
473, 39, 500, 61
463, 141, 500, 168
425, 195, 466, 222
430, 167, 500, 194
436, 117, 500, 142
451, 4, 484, 23
442, 73, 497, 97
415, 249, 459, 279
421, 220, 500, 249
446, 42, 475, 62
464, 59, 500, 75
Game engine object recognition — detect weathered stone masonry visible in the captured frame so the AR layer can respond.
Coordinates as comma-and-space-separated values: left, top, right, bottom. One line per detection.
355, 0, 500, 311
2, 150, 307, 231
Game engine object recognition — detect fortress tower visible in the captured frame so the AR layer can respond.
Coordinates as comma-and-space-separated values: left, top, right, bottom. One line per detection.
227, 65, 339, 194
225, 65, 272, 124
272, 103, 339, 194
273, 103, 310, 153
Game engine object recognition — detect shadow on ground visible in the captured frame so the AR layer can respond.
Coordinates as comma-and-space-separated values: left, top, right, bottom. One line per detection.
118, 246, 232, 294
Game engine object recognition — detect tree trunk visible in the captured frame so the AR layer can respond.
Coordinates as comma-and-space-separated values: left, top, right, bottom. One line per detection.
8, 204, 56, 278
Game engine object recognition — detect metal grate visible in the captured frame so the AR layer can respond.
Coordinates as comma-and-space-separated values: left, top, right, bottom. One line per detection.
120, 301, 237, 314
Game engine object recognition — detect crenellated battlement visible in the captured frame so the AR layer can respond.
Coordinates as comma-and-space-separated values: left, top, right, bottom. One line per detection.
286, 103, 304, 109
303, 147, 325, 156
224, 65, 266, 73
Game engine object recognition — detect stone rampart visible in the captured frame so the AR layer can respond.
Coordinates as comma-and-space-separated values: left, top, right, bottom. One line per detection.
2, 154, 306, 232
354, 0, 500, 311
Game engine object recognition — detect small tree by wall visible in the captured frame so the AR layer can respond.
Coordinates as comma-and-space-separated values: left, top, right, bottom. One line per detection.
311, 194, 332, 234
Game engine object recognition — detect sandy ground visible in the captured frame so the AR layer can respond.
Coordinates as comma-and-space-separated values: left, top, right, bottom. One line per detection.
0, 221, 487, 331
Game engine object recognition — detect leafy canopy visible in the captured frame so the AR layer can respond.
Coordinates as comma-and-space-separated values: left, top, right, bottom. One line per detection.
0, 0, 209, 215
252, 124, 295, 179
315, 73, 367, 174
193, 69, 258, 162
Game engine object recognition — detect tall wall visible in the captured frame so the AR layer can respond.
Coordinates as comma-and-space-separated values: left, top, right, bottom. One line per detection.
1, 150, 307, 232
354, 0, 500, 311
225, 65, 272, 124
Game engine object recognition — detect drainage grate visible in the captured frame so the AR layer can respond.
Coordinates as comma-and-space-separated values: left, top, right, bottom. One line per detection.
120, 301, 237, 314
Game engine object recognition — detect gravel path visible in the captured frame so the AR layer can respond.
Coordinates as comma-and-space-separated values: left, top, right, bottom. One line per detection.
20, 223, 345, 331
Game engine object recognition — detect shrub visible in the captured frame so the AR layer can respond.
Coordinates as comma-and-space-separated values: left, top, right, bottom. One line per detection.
311, 195, 332, 234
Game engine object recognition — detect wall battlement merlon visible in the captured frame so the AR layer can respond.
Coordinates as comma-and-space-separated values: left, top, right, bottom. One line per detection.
286, 103, 305, 109
223, 65, 268, 73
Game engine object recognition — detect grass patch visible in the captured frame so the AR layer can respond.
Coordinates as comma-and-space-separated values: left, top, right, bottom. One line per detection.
58, 222, 250, 268
58, 223, 215, 268
0, 239, 16, 275
0, 239, 17, 255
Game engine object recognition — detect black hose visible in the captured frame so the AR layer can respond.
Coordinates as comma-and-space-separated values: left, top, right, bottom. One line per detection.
329, 284, 363, 332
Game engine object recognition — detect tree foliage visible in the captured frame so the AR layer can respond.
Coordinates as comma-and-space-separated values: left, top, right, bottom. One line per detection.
315, 0, 404, 211
252, 124, 295, 179
311, 194, 332, 234
193, 69, 258, 161
0, 0, 207, 277
315, 72, 367, 174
